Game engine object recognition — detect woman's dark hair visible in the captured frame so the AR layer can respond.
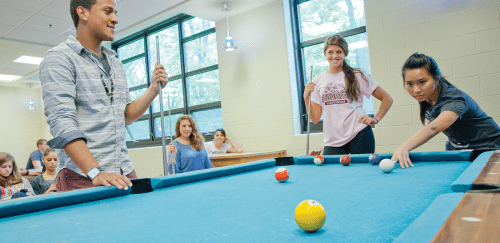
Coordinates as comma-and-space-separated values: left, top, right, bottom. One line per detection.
41, 148, 56, 173
324, 35, 368, 102
402, 53, 454, 125
215, 128, 226, 138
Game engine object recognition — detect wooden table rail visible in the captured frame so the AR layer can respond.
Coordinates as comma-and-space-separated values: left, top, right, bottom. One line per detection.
432, 150, 500, 242
209, 150, 286, 167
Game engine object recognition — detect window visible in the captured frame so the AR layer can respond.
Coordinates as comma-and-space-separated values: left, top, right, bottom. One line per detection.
291, 0, 371, 133
113, 15, 221, 148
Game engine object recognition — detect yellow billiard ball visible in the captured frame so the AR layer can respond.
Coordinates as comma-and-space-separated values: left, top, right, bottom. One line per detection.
294, 200, 326, 232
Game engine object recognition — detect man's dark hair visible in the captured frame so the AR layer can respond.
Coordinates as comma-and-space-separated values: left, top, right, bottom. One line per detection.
70, 0, 97, 28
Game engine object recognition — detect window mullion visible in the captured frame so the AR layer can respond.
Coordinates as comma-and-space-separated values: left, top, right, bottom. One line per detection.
179, 19, 189, 115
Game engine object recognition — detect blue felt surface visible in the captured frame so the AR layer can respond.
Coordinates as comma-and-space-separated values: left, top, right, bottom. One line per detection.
0, 186, 128, 219
394, 193, 464, 243
295, 150, 471, 165
0, 161, 470, 242
451, 151, 494, 192
153, 159, 276, 190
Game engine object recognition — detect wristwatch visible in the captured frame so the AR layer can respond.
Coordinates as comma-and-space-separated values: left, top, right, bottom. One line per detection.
87, 167, 104, 180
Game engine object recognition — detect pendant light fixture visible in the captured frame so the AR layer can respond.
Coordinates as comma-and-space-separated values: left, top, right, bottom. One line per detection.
28, 84, 35, 110
221, 1, 237, 51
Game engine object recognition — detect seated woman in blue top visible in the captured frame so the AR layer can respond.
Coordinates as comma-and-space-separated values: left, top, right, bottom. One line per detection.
168, 115, 213, 174
392, 53, 500, 169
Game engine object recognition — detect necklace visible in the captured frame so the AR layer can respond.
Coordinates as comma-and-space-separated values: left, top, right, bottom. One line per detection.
43, 173, 55, 181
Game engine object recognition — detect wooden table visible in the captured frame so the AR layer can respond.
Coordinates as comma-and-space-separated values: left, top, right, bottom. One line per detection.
431, 150, 500, 242
209, 150, 286, 167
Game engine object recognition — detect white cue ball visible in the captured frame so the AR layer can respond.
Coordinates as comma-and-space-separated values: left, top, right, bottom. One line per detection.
379, 159, 395, 173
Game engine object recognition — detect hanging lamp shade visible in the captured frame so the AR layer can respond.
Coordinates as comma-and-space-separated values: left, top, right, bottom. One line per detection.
221, 1, 237, 52
222, 30, 237, 51
28, 98, 35, 110
28, 84, 35, 110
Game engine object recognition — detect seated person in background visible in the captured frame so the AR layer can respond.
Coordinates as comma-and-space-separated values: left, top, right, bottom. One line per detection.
31, 148, 58, 195
0, 152, 36, 200
204, 128, 243, 154
392, 53, 500, 169
168, 115, 213, 174
20, 139, 48, 177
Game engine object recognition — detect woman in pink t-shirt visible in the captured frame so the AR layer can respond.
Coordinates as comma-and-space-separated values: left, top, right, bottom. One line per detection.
205, 129, 242, 154
303, 35, 393, 155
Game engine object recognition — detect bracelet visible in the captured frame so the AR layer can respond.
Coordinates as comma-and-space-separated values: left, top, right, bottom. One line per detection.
373, 117, 379, 124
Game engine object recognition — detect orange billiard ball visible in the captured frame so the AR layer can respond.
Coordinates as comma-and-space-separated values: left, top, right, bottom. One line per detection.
275, 167, 289, 182
313, 155, 324, 165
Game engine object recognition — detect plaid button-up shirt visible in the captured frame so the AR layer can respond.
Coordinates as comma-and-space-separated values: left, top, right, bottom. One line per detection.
40, 36, 134, 177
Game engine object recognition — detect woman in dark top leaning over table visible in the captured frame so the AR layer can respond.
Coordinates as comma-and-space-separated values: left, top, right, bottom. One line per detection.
392, 53, 500, 169
31, 148, 58, 195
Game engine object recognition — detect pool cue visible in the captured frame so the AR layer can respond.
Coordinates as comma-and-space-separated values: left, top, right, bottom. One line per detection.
306, 65, 313, 156
167, 92, 174, 175
156, 36, 168, 176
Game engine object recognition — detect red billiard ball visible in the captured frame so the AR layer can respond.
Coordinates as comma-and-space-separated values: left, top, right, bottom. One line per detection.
314, 155, 324, 165
275, 167, 289, 182
340, 155, 351, 166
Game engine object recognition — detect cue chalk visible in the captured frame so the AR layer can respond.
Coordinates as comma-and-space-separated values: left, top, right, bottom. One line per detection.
130, 178, 153, 194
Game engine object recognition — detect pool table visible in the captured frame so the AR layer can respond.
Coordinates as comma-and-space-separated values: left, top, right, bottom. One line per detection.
1, 150, 499, 242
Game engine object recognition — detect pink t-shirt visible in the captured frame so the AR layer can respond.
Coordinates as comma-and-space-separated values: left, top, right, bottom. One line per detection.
310, 70, 378, 147
204, 141, 232, 155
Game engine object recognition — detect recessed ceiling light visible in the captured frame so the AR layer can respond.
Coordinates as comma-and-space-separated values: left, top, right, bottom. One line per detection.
0, 74, 22, 82
14, 56, 43, 65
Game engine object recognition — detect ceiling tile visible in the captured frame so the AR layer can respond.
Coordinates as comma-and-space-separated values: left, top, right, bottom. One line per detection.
114, 14, 144, 32
0, 53, 21, 67
0, 23, 15, 37
20, 14, 74, 34
0, 6, 33, 26
4, 61, 41, 72
4, 27, 55, 44
0, 39, 52, 58
117, 0, 164, 22
0, 63, 39, 77
0, 0, 53, 13
38, 0, 74, 22
45, 34, 69, 46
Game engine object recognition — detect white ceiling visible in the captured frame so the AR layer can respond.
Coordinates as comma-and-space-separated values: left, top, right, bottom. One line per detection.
0, 0, 276, 88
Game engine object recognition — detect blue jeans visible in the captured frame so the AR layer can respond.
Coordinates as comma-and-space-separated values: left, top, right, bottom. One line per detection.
11, 192, 28, 199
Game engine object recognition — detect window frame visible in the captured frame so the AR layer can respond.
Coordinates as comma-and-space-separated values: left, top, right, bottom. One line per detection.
112, 14, 219, 148
290, 0, 370, 133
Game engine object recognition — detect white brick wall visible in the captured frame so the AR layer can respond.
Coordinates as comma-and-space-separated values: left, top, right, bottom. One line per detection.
367, 0, 500, 153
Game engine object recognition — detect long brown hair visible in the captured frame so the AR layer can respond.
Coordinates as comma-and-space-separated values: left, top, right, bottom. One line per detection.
41, 148, 56, 173
175, 115, 205, 151
0, 152, 23, 187
324, 35, 368, 102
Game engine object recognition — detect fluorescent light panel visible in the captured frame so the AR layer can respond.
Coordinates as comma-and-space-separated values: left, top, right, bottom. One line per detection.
14, 56, 43, 65
0, 74, 22, 82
